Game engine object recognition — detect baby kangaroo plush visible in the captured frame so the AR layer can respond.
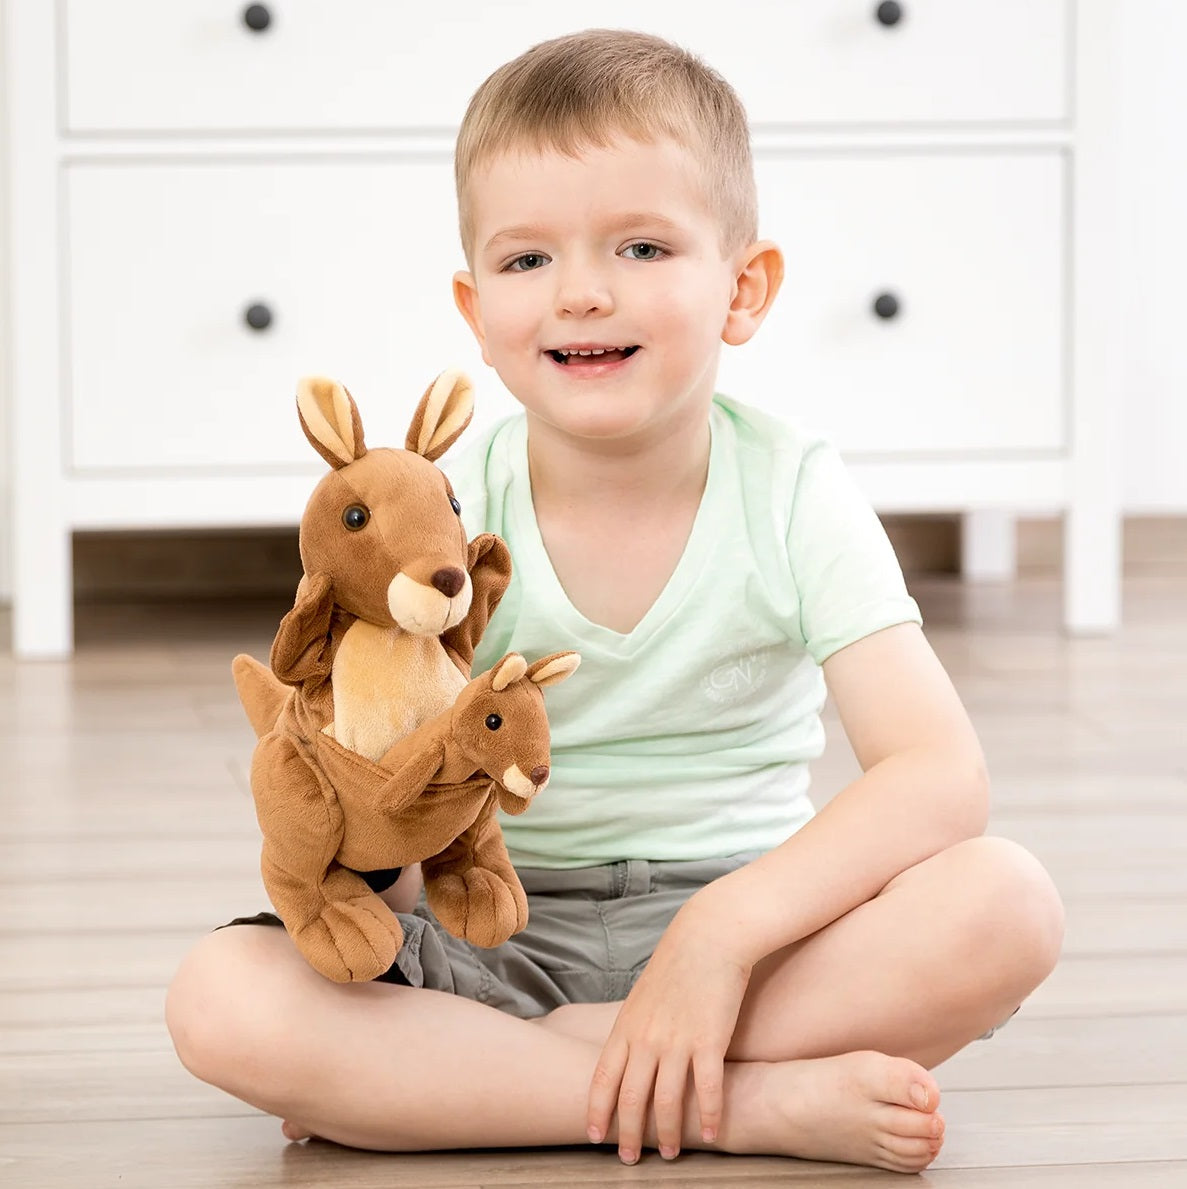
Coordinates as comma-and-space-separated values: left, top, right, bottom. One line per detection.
244, 648, 579, 980
232, 372, 574, 983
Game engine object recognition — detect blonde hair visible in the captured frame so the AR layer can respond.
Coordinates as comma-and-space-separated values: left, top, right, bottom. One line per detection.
455, 29, 757, 261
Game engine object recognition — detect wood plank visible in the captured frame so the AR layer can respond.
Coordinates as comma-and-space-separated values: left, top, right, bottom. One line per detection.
0, 930, 200, 990
936, 1083, 1187, 1167
1061, 901, 1187, 955
0, 1020, 168, 1057
936, 1013, 1187, 1091
0, 984, 165, 1031
0, 834, 262, 881
0, 875, 268, 933
1023, 955, 1187, 1018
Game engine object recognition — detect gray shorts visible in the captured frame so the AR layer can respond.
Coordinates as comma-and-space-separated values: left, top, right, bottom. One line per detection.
391, 853, 757, 1018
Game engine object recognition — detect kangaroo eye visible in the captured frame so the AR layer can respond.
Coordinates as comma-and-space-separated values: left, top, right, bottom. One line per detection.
342, 504, 370, 531
449, 495, 461, 515
485, 714, 503, 731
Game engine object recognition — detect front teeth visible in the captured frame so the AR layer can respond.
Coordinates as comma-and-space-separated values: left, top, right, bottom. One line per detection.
557, 347, 618, 356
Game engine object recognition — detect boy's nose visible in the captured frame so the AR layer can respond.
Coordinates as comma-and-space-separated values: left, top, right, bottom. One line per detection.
555, 265, 613, 318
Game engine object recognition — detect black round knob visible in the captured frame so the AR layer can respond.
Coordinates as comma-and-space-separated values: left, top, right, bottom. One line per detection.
873, 292, 900, 320
242, 4, 272, 32
875, 2, 904, 27
244, 302, 273, 331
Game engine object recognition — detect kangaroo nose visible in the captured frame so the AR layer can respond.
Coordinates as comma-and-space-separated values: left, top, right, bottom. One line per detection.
431, 567, 466, 598
530, 765, 550, 787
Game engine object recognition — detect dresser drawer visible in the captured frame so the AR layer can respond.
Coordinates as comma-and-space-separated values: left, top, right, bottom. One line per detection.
64, 160, 512, 473
63, 0, 1068, 134
718, 151, 1066, 456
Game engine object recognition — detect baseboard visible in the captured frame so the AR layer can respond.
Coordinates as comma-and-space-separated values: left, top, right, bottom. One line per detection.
33, 514, 1187, 603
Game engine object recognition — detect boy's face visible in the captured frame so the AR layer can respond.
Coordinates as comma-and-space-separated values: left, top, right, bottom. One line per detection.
454, 137, 754, 446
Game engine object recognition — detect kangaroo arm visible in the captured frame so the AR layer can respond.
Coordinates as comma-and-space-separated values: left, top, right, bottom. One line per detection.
441, 533, 512, 674
313, 723, 449, 820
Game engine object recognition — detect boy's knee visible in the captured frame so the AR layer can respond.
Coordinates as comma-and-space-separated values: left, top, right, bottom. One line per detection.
959, 836, 1065, 983
166, 926, 288, 1089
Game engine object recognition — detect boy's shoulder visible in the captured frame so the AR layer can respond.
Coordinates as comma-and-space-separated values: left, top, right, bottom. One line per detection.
440, 412, 524, 538
711, 393, 834, 476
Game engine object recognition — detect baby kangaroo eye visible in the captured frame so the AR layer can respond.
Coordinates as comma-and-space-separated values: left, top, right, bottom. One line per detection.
341, 504, 370, 531
485, 713, 503, 731
449, 495, 461, 515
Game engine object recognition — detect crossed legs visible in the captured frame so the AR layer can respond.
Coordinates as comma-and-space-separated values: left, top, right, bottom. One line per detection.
166, 836, 1062, 1173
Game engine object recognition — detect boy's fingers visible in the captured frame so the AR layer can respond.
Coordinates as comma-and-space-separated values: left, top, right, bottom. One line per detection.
692, 1049, 725, 1143
586, 1037, 628, 1142
615, 1054, 657, 1165
652, 1057, 690, 1159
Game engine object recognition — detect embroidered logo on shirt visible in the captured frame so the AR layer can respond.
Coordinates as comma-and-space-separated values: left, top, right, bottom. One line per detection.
702, 650, 770, 705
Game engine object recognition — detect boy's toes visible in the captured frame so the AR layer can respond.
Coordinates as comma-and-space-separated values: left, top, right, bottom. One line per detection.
860, 1051, 940, 1113
879, 1133, 942, 1172
877, 1102, 944, 1141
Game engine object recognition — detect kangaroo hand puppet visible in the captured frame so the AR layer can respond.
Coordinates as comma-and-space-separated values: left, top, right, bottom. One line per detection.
232, 372, 571, 983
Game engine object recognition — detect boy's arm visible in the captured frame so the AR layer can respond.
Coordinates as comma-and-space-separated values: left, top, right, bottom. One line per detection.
585, 619, 987, 1156
689, 620, 989, 963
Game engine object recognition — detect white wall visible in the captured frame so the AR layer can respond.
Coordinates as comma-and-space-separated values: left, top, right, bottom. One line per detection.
0, 4, 1183, 605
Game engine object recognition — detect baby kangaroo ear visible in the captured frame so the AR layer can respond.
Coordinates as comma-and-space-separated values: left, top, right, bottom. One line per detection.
406, 369, 474, 462
296, 376, 367, 469
527, 652, 582, 687
490, 652, 528, 692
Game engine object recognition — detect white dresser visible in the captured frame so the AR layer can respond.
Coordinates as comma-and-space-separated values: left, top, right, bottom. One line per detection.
4, 0, 1121, 656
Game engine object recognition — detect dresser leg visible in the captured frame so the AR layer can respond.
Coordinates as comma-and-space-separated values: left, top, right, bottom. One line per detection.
960, 510, 1017, 581
1063, 507, 1121, 634
13, 524, 74, 658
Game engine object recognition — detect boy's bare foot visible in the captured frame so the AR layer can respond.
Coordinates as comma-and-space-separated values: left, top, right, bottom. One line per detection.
724, 1050, 945, 1173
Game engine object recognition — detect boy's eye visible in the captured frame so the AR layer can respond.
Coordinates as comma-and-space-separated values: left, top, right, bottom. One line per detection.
506, 252, 550, 272
623, 242, 664, 262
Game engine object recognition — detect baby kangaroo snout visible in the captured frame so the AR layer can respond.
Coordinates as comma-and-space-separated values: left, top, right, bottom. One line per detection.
432, 567, 466, 598
530, 765, 550, 787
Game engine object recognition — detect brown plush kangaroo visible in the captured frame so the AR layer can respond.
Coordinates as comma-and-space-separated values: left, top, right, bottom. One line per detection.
232, 372, 570, 983
238, 648, 579, 979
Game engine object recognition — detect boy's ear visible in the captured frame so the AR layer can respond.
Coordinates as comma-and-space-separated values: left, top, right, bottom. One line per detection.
453, 271, 494, 366
722, 240, 784, 347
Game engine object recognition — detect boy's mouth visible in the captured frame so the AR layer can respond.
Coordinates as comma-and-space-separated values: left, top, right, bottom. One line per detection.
546, 346, 639, 366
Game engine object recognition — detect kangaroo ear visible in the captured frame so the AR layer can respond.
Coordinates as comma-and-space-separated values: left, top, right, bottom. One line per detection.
270, 572, 337, 686
296, 376, 367, 469
405, 369, 474, 461
527, 652, 582, 687
490, 652, 528, 692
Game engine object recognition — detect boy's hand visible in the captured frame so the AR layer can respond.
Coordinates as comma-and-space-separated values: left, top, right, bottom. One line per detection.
585, 904, 752, 1163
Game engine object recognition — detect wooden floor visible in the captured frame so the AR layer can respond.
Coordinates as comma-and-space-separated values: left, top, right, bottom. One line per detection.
2, 571, 1185, 1187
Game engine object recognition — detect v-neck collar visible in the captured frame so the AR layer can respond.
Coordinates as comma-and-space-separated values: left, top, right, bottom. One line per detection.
507, 406, 724, 652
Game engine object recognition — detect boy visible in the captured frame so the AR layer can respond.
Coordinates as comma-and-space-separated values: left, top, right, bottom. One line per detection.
167, 29, 1064, 1174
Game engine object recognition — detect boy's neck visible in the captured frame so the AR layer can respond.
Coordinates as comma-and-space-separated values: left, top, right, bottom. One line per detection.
524, 405, 713, 512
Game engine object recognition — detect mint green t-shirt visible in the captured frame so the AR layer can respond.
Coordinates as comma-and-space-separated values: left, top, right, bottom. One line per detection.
444, 396, 921, 870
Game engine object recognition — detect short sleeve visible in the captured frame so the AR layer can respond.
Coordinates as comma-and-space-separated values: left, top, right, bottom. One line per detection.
786, 440, 922, 664
439, 423, 502, 538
